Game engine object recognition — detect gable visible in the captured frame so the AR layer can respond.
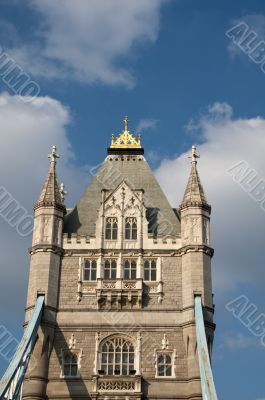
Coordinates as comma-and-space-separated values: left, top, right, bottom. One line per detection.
64, 155, 180, 237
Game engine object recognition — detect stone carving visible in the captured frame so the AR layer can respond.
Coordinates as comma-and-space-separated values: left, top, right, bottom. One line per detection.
123, 281, 137, 289
103, 282, 116, 289
162, 334, 169, 350
98, 380, 135, 392
68, 334, 76, 350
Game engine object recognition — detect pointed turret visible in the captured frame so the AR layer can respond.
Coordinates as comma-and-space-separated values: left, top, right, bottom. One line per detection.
34, 146, 65, 212
180, 145, 214, 381
181, 145, 209, 210
25, 146, 66, 399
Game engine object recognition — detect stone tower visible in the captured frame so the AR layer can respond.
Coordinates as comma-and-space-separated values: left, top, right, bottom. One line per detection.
23, 118, 215, 400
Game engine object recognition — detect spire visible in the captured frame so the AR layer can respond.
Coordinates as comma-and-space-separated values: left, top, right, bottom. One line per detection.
110, 116, 142, 149
181, 145, 210, 210
34, 146, 65, 211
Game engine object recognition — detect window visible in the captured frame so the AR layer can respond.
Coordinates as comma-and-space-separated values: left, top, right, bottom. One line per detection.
105, 217, 118, 240
101, 337, 135, 376
104, 260, 117, 280
83, 260, 97, 281
125, 217, 137, 240
157, 353, 172, 377
124, 260, 137, 280
63, 352, 78, 377
144, 260, 157, 281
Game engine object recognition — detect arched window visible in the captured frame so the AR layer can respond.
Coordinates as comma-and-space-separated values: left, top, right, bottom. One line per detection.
62, 352, 78, 377
83, 260, 97, 281
100, 337, 135, 376
104, 260, 117, 280
124, 260, 137, 280
125, 217, 137, 240
144, 259, 157, 281
157, 353, 172, 377
105, 217, 118, 240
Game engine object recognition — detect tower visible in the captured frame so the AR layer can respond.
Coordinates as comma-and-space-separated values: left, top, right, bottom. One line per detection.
22, 120, 215, 400
180, 145, 214, 385
23, 146, 65, 400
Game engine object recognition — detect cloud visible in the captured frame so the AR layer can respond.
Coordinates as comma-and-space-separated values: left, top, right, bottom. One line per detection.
4, 0, 167, 87
155, 102, 265, 295
213, 331, 261, 362
136, 118, 158, 132
221, 333, 261, 351
0, 92, 89, 313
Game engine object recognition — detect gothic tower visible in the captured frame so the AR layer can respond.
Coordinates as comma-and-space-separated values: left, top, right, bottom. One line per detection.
22, 118, 215, 400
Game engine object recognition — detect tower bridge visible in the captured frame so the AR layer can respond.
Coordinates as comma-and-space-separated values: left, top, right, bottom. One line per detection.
0, 118, 218, 399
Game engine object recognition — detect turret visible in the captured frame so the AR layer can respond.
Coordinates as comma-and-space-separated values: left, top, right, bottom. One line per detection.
180, 145, 212, 309
26, 146, 66, 311
180, 145, 214, 382
23, 146, 66, 400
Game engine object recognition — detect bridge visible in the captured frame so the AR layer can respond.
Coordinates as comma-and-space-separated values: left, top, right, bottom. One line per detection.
0, 295, 218, 400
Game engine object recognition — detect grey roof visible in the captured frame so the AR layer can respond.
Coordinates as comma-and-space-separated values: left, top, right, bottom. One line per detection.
64, 156, 180, 237
181, 162, 208, 207
35, 161, 64, 210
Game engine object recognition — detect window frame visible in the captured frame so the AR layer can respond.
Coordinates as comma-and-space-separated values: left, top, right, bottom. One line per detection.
104, 259, 117, 280
61, 351, 80, 378
105, 217, 118, 240
100, 337, 135, 376
144, 259, 157, 282
125, 217, 137, 241
155, 351, 174, 378
83, 259, 97, 281
124, 259, 137, 280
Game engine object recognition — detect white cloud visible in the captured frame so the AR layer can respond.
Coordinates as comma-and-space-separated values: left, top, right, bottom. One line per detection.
213, 332, 261, 362
155, 102, 265, 295
5, 0, 167, 87
136, 118, 158, 132
222, 333, 260, 351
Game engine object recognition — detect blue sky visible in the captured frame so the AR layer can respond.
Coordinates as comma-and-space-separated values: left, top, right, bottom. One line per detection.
1, 1, 265, 399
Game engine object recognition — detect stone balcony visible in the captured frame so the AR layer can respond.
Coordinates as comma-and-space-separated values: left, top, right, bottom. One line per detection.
93, 375, 142, 394
95, 279, 143, 310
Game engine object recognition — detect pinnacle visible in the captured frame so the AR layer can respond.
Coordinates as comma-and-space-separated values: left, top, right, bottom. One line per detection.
34, 146, 65, 211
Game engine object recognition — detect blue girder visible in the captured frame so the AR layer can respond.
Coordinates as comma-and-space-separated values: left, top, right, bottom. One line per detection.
0, 296, 44, 399
195, 295, 218, 400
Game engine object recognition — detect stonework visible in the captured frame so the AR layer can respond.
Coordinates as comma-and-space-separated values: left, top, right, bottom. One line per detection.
22, 131, 215, 400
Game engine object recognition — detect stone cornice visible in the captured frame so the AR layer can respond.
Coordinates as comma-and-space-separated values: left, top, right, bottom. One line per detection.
29, 244, 64, 256
34, 201, 66, 214
180, 201, 211, 213
62, 245, 214, 257
179, 244, 214, 257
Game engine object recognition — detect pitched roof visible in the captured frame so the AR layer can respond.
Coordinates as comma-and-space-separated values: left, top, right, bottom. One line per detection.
34, 148, 65, 211
181, 161, 209, 208
64, 156, 180, 237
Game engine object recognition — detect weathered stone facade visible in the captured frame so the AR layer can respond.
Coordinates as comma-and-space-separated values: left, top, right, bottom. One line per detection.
22, 129, 215, 400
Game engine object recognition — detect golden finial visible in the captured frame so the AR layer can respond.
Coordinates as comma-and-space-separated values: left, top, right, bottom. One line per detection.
110, 117, 142, 149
